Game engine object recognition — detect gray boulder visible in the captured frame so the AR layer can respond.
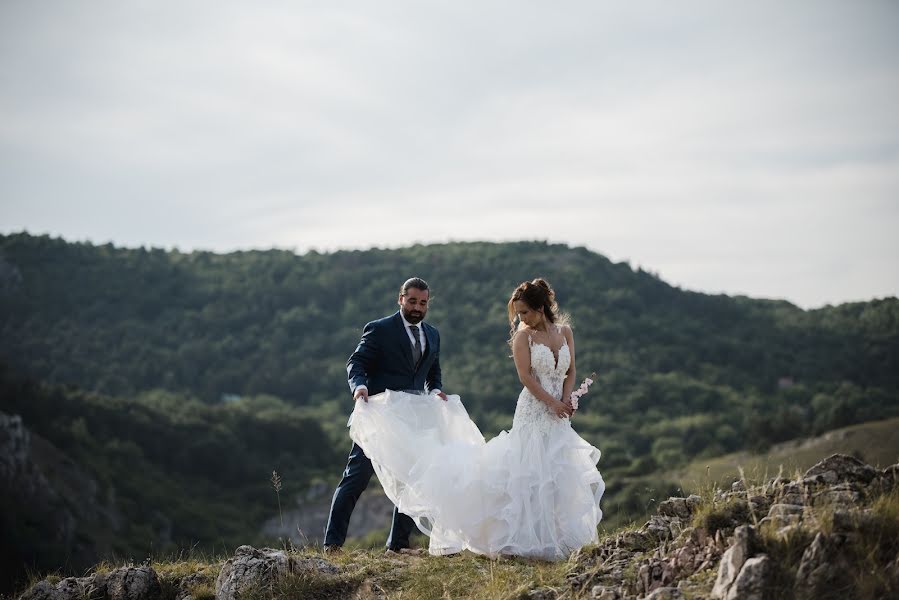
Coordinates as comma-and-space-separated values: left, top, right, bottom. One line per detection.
215, 545, 339, 600
637, 556, 676, 595
106, 567, 161, 600
725, 555, 771, 600
812, 482, 861, 507
802, 454, 880, 487
882, 463, 899, 487
18, 581, 62, 600
794, 532, 852, 600
55, 574, 106, 600
645, 587, 683, 599
589, 585, 621, 599
759, 503, 803, 531
710, 525, 756, 600
657, 495, 701, 520
18, 568, 158, 600
775, 481, 808, 506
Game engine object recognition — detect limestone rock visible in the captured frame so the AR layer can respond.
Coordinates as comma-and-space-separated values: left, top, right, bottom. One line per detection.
725, 555, 771, 600
831, 507, 881, 538
618, 529, 654, 552
106, 567, 161, 600
216, 546, 291, 600
17, 581, 61, 600
56, 574, 106, 600
710, 525, 756, 600
794, 532, 852, 600
776, 481, 808, 506
589, 585, 621, 599
657, 495, 701, 520
882, 463, 899, 487
766, 503, 804, 519
215, 545, 339, 600
19, 569, 157, 600
645, 587, 683, 599
637, 557, 676, 595
1, 412, 123, 575
802, 454, 880, 487
667, 528, 725, 577
759, 503, 803, 530
641, 514, 682, 541
294, 556, 340, 575
812, 482, 861, 507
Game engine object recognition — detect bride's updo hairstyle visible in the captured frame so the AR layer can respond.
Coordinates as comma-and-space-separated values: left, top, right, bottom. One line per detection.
507, 278, 562, 341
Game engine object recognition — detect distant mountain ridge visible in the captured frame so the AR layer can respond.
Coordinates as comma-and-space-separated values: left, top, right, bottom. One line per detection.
2, 232, 896, 401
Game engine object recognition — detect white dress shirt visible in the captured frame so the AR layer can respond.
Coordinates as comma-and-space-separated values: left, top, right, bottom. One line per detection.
399, 312, 427, 353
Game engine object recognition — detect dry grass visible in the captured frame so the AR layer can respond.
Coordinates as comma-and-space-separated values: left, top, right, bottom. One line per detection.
675, 417, 899, 493
306, 547, 572, 600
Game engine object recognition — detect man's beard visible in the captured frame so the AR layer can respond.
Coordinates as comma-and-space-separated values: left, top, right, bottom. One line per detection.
403, 308, 424, 324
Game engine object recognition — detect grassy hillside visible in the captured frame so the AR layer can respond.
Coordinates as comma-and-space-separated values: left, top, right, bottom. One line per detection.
11, 453, 898, 600
671, 416, 899, 492
1, 232, 897, 592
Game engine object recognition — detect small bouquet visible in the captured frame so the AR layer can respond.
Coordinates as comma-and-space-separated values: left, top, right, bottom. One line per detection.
569, 373, 596, 410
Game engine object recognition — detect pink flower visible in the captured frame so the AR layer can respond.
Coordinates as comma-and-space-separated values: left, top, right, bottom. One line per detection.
568, 373, 596, 409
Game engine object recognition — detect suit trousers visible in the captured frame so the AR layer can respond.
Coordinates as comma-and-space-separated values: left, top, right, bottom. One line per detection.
324, 442, 416, 549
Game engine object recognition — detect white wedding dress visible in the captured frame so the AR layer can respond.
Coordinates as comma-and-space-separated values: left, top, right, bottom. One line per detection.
348, 336, 605, 560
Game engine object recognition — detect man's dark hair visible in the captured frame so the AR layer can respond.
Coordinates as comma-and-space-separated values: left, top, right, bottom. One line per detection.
400, 277, 430, 296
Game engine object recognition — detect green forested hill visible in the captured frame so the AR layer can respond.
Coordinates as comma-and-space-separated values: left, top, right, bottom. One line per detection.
1, 232, 897, 583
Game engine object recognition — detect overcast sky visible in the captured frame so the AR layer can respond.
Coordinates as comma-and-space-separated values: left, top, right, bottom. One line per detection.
2, 1, 897, 308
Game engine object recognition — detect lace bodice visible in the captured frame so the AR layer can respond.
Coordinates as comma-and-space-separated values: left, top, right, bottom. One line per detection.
512, 335, 571, 434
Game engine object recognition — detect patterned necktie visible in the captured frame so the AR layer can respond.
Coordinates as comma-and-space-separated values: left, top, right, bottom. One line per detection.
409, 325, 422, 366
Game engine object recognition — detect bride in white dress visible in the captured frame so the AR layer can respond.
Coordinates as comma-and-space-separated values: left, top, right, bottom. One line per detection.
348, 279, 604, 560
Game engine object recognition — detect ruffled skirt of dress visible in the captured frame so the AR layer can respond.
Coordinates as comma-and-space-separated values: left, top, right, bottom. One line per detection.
348, 390, 605, 560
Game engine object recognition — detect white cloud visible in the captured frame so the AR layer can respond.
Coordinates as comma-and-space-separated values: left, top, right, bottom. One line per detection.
1, 0, 897, 308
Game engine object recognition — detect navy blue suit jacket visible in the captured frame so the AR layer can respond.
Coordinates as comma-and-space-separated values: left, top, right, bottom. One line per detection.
347, 311, 442, 396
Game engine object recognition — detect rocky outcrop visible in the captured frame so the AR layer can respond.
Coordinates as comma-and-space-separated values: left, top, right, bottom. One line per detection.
792, 532, 852, 600
19, 547, 342, 600
215, 545, 339, 600
566, 453, 898, 599
801, 453, 880, 487
1, 412, 122, 586
710, 525, 756, 599
18, 567, 160, 600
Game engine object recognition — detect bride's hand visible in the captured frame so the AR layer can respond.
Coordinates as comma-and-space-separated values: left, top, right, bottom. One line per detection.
549, 399, 573, 419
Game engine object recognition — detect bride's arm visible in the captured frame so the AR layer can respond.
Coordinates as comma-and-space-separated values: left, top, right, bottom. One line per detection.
512, 331, 573, 418
561, 325, 576, 408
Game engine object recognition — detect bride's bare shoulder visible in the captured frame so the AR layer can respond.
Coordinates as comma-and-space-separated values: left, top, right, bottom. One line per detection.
511, 327, 532, 349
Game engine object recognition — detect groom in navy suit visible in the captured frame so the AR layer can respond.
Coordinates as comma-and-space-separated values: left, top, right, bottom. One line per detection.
324, 277, 447, 552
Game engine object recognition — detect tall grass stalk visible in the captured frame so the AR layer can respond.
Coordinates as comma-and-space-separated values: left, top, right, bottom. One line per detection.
270, 470, 283, 528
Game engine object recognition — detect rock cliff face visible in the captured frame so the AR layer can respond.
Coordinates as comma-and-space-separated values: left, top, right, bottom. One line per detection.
572, 453, 899, 599
15, 453, 899, 600
1, 412, 121, 593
